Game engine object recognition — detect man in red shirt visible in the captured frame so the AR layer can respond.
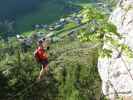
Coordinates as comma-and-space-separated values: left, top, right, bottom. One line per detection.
34, 39, 48, 81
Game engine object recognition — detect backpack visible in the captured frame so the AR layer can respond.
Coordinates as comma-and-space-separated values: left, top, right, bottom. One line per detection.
34, 47, 48, 62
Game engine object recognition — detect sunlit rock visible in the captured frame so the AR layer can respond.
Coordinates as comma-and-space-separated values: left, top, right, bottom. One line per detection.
98, 0, 133, 99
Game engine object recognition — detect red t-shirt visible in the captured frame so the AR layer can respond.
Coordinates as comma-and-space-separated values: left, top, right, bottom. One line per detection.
34, 46, 48, 61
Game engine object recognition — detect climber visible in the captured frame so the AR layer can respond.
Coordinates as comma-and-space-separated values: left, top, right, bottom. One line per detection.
34, 38, 49, 81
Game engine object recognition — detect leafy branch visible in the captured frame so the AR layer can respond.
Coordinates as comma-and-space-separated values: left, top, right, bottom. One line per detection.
77, 6, 133, 58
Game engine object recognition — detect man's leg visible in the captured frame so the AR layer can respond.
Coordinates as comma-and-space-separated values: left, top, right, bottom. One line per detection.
37, 66, 44, 80
38, 65, 48, 80
44, 65, 48, 74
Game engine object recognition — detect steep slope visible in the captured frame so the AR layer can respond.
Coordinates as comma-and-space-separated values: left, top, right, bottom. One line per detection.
0, 36, 101, 100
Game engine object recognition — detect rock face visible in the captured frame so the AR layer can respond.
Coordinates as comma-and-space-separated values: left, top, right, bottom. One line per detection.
98, 0, 133, 99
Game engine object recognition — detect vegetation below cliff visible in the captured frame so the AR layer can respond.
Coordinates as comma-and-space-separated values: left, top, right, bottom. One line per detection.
0, 37, 101, 100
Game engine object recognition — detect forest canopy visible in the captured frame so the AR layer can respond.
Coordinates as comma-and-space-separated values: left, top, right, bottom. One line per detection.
0, 0, 43, 20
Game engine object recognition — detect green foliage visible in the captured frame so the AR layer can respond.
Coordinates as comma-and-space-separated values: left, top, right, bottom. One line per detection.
77, 6, 133, 58
0, 38, 101, 100
99, 0, 118, 9
0, 71, 10, 99
121, 44, 133, 58
49, 40, 101, 100
0, 50, 40, 99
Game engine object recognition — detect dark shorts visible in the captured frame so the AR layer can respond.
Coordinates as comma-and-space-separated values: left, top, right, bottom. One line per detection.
39, 60, 48, 68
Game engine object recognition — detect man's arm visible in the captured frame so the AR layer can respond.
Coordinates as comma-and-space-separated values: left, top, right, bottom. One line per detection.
34, 51, 40, 63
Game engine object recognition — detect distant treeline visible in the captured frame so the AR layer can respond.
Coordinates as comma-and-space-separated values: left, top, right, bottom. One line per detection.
0, 0, 45, 21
